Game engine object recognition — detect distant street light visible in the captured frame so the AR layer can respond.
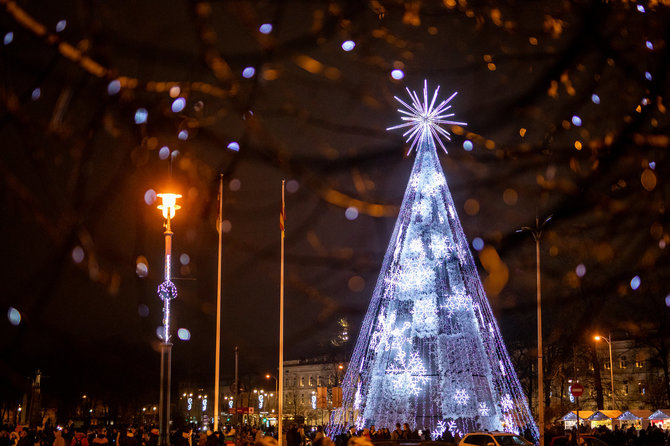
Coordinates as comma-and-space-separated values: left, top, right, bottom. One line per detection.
594, 334, 615, 409
266, 374, 278, 413
518, 214, 552, 446
156, 192, 181, 446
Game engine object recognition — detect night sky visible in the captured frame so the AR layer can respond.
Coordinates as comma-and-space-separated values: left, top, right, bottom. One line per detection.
1, 0, 668, 410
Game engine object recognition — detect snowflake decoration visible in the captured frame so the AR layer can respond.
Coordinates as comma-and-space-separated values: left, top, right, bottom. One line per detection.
408, 238, 425, 256
447, 421, 463, 438
387, 80, 467, 155
158, 280, 178, 300
411, 298, 438, 326
431, 421, 447, 440
386, 350, 429, 396
370, 311, 410, 353
478, 402, 490, 416
453, 389, 470, 405
501, 394, 514, 412
397, 261, 434, 292
414, 197, 433, 219
442, 290, 470, 316
430, 236, 451, 260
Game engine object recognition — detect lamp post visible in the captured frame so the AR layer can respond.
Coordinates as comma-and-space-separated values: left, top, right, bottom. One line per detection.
266, 374, 278, 414
156, 192, 181, 446
518, 214, 552, 446
594, 334, 615, 409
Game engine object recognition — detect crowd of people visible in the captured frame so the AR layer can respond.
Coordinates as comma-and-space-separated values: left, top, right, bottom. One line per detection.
2, 421, 670, 446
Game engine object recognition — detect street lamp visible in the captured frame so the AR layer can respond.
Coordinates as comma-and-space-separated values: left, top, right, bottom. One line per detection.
594, 334, 615, 409
157, 192, 181, 446
266, 374, 278, 414
518, 214, 552, 446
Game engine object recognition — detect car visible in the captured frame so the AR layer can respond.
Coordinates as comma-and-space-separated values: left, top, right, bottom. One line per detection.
549, 435, 609, 446
459, 432, 533, 446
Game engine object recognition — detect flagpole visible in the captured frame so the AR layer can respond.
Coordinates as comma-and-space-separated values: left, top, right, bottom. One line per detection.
278, 179, 285, 446
214, 174, 223, 432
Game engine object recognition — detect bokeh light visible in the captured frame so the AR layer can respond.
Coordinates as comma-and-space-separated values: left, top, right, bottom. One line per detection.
72, 246, 85, 264
463, 140, 473, 151
7, 307, 21, 326
646, 41, 653, 50
286, 180, 299, 193
630, 275, 641, 290
3, 32, 13, 45
138, 304, 150, 317
345, 206, 359, 220
178, 130, 188, 140
56, 20, 67, 32
171, 98, 186, 113
665, 294, 670, 307
242, 67, 255, 78
136, 262, 148, 278
576, 264, 586, 278
348, 275, 365, 292
472, 237, 484, 251
591, 94, 600, 104
221, 220, 232, 233
179, 253, 190, 265
134, 108, 148, 124
637, 5, 646, 12
169, 86, 181, 98
144, 189, 157, 205
229, 178, 241, 191
227, 141, 240, 152
31, 88, 41, 101
156, 326, 165, 340
645, 72, 652, 81
571, 115, 582, 126
178, 328, 191, 341
158, 146, 170, 160
107, 80, 121, 95
341, 40, 356, 51
649, 161, 656, 170
259, 23, 272, 34
391, 69, 404, 80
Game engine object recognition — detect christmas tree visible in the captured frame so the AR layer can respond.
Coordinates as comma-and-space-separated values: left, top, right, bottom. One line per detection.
330, 81, 538, 441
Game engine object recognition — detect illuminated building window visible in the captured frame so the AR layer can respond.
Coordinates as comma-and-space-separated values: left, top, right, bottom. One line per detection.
309, 376, 313, 386
623, 381, 629, 395
604, 362, 611, 370
635, 360, 644, 368
300, 376, 305, 387
620, 356, 627, 369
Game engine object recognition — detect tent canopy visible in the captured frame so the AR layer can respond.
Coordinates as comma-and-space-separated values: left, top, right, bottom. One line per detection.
618, 410, 653, 420
561, 411, 594, 421
588, 410, 622, 421
649, 409, 670, 420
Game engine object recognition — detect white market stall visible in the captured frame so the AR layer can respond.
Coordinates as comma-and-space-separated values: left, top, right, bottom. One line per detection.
588, 410, 622, 429
648, 409, 670, 430
617, 410, 652, 430
561, 411, 594, 430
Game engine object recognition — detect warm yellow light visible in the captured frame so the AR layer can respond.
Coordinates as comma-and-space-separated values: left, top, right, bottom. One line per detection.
594, 335, 602, 341
157, 193, 182, 219
266, 374, 271, 379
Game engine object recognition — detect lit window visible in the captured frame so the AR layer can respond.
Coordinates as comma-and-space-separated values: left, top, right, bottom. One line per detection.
300, 377, 305, 387
309, 376, 313, 386
604, 362, 611, 370
620, 356, 627, 369
635, 360, 644, 368
623, 381, 629, 395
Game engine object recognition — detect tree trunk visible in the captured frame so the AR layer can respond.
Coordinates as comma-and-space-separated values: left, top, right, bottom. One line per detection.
590, 345, 604, 409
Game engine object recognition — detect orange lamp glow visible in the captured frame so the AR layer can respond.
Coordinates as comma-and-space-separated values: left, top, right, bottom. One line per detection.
157, 193, 182, 219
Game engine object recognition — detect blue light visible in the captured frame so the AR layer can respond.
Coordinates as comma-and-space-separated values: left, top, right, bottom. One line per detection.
645, 72, 652, 81
31, 88, 41, 101
646, 41, 654, 50
172, 97, 186, 113
576, 264, 586, 278
463, 140, 473, 151
227, 141, 240, 152
571, 115, 582, 126
591, 94, 600, 104
341, 40, 356, 51
159, 146, 170, 160
665, 294, 670, 307
56, 20, 67, 32
178, 130, 188, 140
4, 32, 14, 45
637, 5, 645, 12
649, 161, 656, 170
242, 67, 255, 78
259, 23, 273, 34
178, 328, 191, 341
630, 275, 641, 290
8, 307, 21, 326
345, 207, 359, 220
391, 69, 405, 80
134, 108, 148, 124
472, 237, 484, 251
138, 304, 150, 317
107, 79, 121, 95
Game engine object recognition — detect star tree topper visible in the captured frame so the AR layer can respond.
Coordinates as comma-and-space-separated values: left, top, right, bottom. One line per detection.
387, 79, 467, 154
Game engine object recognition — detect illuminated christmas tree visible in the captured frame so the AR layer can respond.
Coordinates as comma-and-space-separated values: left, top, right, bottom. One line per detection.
330, 81, 538, 441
